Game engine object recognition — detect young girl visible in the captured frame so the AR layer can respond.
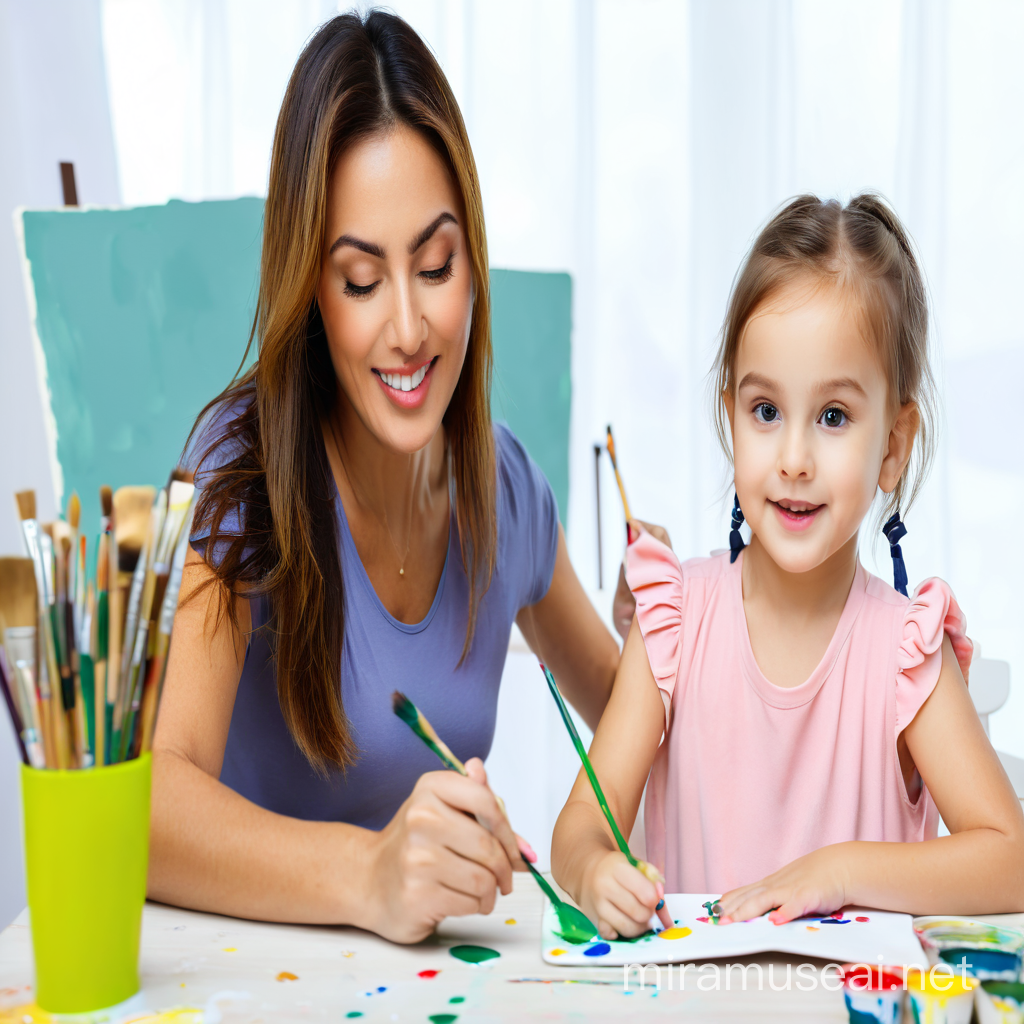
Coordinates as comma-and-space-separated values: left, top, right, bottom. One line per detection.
552, 193, 1024, 939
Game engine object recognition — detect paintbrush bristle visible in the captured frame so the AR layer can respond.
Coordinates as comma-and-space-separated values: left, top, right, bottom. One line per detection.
100, 485, 113, 519
605, 426, 618, 468
15, 490, 36, 522
391, 690, 419, 729
67, 492, 81, 531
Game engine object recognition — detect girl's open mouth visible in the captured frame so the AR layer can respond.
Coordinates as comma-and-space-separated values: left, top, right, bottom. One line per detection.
771, 499, 823, 532
372, 356, 437, 410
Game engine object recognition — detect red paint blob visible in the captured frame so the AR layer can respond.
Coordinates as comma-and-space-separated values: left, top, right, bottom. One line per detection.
831, 912, 844, 919
418, 969, 440, 979
855, 916, 870, 923
696, 916, 709, 923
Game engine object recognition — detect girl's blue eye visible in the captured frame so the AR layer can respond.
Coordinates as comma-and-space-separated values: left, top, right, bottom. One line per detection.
754, 402, 779, 423
821, 407, 847, 429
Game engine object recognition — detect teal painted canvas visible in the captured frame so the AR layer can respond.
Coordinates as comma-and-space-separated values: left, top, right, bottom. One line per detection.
19, 200, 571, 537
490, 269, 572, 522
20, 198, 264, 537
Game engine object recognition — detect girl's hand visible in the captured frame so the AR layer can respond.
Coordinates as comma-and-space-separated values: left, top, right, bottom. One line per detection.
613, 520, 672, 639
580, 849, 664, 939
365, 758, 524, 943
716, 845, 851, 925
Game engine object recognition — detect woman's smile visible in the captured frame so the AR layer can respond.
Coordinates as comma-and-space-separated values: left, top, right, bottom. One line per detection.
372, 355, 438, 409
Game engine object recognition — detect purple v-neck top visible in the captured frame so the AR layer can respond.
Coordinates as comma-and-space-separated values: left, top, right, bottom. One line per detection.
189, 414, 558, 830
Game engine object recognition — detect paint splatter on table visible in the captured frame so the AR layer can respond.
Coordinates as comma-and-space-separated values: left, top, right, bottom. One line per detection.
3, 876, 1020, 1021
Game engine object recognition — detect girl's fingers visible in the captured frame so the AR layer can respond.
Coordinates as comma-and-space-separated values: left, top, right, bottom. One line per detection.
723, 889, 774, 924
717, 884, 764, 922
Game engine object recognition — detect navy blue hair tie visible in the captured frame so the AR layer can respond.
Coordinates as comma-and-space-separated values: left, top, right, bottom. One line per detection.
729, 493, 745, 563
882, 512, 909, 597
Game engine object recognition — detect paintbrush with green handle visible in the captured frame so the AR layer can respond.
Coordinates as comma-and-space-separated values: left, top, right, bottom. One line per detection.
391, 690, 598, 944
540, 662, 674, 931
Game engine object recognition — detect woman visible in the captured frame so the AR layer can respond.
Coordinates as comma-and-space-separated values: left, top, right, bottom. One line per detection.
150, 10, 629, 943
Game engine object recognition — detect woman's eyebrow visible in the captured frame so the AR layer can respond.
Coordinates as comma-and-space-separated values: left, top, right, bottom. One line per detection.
327, 212, 457, 259
408, 211, 457, 254
328, 233, 386, 258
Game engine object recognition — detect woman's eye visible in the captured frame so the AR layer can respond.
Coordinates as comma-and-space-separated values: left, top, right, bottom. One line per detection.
344, 279, 379, 298
754, 402, 779, 423
419, 254, 455, 284
820, 407, 847, 429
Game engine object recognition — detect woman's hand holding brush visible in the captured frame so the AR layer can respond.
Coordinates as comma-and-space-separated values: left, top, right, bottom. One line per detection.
365, 759, 525, 943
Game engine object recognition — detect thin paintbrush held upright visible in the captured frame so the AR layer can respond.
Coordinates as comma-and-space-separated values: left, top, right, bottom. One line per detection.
551, 193, 1024, 941
0, 473, 196, 770
605, 426, 632, 528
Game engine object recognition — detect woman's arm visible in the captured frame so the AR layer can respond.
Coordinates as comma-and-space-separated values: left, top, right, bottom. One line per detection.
550, 617, 667, 938
515, 525, 620, 730
718, 636, 1024, 923
150, 547, 523, 943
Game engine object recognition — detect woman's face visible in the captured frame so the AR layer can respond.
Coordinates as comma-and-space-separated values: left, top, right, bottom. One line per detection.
318, 126, 473, 454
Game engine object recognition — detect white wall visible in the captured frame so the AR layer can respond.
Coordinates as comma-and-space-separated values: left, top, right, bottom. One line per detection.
0, 0, 121, 929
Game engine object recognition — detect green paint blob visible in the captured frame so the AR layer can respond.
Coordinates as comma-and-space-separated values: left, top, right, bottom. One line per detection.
449, 944, 500, 964
449, 995, 465, 1003
428, 1016, 457, 1024
345, 1014, 363, 1020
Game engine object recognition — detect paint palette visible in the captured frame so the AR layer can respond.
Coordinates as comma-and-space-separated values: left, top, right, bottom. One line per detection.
541, 894, 925, 967
913, 917, 1024, 982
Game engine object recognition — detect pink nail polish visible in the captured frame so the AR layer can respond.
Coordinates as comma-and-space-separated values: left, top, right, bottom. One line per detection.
517, 838, 538, 863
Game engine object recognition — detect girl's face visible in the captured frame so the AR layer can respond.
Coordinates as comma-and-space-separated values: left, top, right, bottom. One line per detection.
317, 126, 473, 454
726, 277, 916, 575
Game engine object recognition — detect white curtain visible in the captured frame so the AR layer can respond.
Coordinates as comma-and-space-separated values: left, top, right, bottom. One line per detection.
98, 1, 1024, 862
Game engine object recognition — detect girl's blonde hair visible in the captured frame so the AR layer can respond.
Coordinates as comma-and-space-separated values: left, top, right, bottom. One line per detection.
712, 192, 937, 524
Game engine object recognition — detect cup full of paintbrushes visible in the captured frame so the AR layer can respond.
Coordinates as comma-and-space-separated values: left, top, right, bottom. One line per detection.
2, 477, 195, 1011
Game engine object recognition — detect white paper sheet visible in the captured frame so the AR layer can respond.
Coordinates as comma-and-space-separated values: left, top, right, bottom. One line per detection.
541, 894, 926, 967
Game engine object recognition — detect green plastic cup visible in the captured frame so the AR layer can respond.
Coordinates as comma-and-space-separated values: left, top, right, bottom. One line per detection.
21, 753, 151, 1012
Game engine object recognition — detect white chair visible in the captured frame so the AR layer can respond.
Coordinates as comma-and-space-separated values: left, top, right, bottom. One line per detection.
969, 647, 1024, 801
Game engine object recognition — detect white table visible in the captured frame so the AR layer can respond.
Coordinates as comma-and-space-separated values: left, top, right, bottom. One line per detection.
2, 875, 1022, 1022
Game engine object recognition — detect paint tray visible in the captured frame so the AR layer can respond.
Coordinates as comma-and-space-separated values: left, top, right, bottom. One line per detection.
541, 893, 925, 967
913, 917, 1024, 982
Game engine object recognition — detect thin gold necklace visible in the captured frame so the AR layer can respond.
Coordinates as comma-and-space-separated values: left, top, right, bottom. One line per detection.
330, 415, 414, 577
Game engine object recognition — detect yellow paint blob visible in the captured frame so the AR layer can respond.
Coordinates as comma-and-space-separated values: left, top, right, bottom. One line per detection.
122, 1009, 204, 1023
658, 927, 693, 940
505, 918, 517, 925
550, 948, 567, 956
276, 971, 298, 982
222, 947, 237, 952
342, 950, 356, 958
806, 926, 820, 931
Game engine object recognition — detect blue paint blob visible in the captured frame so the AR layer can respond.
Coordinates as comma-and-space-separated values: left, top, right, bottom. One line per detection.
818, 918, 851, 924
376, 986, 386, 993
584, 942, 612, 957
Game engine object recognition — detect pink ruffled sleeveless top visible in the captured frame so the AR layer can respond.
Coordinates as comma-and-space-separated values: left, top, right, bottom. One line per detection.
625, 527, 973, 894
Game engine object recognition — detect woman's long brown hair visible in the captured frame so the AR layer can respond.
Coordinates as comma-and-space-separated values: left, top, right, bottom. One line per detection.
186, 11, 496, 773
